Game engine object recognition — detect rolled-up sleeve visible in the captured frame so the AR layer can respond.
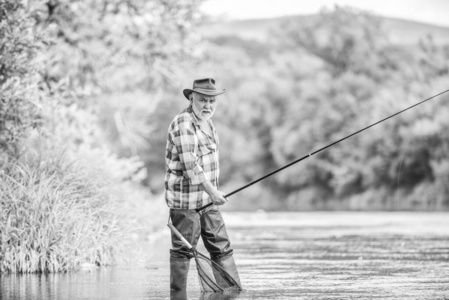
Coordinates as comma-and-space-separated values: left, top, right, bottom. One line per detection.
170, 125, 207, 185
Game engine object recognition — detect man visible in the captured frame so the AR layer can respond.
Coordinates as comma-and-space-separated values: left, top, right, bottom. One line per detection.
165, 78, 241, 291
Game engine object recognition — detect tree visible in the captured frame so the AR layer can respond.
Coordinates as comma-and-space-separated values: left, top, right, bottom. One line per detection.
0, 1, 43, 160
268, 6, 449, 209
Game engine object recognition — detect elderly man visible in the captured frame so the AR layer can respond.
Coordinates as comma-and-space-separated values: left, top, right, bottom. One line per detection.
165, 78, 241, 291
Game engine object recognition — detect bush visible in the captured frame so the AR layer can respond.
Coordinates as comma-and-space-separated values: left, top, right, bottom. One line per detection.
0, 146, 153, 273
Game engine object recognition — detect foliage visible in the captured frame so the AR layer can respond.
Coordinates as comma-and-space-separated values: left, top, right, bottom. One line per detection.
27, 0, 205, 189
0, 0, 205, 273
0, 1, 43, 159
31, 0, 203, 94
0, 150, 123, 272
193, 6, 449, 210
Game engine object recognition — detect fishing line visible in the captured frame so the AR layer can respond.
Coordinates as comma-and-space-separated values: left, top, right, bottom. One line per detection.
197, 89, 449, 212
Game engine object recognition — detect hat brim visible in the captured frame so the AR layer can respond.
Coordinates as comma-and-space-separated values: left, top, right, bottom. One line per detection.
183, 88, 226, 100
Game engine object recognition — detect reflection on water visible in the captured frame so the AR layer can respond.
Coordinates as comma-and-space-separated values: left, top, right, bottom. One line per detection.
171, 289, 241, 300
0, 263, 241, 300
1, 268, 166, 299
1, 212, 449, 299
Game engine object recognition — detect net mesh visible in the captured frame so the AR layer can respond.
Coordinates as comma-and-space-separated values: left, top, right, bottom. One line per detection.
193, 250, 241, 292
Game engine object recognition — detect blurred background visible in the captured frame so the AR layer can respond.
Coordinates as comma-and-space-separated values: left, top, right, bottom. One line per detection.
2, 0, 449, 209
1, 0, 449, 271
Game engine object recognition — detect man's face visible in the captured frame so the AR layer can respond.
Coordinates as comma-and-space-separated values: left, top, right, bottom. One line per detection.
190, 92, 217, 121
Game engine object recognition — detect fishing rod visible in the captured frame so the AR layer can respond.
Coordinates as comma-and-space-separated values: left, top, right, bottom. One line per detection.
196, 89, 449, 212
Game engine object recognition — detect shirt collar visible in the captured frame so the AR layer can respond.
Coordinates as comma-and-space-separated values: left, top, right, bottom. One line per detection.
187, 105, 201, 127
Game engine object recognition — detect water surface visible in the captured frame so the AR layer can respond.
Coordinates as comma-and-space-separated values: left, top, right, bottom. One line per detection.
1, 212, 448, 299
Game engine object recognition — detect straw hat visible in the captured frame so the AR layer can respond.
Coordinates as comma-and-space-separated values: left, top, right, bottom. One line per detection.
183, 78, 226, 100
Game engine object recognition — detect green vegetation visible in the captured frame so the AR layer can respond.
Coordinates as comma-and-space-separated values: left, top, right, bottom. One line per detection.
0, 0, 201, 272
1, 151, 120, 272
1, 1, 448, 272
198, 7, 449, 211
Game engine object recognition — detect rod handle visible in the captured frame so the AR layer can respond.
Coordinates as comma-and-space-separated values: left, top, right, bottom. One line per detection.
195, 192, 230, 212
167, 223, 193, 249
196, 202, 213, 212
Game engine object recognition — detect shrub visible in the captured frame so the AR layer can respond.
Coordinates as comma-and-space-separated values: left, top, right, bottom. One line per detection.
0, 147, 151, 273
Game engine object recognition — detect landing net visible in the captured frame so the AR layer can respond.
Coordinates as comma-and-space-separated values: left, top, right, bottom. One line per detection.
192, 249, 241, 292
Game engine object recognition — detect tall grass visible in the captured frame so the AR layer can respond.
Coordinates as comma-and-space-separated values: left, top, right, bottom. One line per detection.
0, 150, 146, 273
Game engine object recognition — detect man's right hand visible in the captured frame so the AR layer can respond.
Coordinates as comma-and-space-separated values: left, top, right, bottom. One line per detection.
210, 189, 228, 206
201, 180, 228, 206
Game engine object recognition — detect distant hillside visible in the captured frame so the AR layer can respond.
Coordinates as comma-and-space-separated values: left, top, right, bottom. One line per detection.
382, 18, 449, 45
200, 15, 449, 45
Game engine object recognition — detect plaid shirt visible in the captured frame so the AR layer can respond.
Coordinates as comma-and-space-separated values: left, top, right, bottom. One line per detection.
165, 106, 220, 209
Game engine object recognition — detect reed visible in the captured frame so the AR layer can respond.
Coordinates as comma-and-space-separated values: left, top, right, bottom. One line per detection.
0, 151, 136, 273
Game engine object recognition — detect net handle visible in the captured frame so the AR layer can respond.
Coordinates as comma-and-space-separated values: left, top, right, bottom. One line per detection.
167, 223, 193, 249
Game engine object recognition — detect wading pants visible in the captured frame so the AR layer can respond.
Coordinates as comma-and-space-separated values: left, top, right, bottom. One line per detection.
169, 205, 241, 290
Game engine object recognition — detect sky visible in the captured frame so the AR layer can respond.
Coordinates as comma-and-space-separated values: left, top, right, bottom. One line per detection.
200, 0, 449, 27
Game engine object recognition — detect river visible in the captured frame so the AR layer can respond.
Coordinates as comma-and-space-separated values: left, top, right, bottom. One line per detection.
1, 212, 448, 299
